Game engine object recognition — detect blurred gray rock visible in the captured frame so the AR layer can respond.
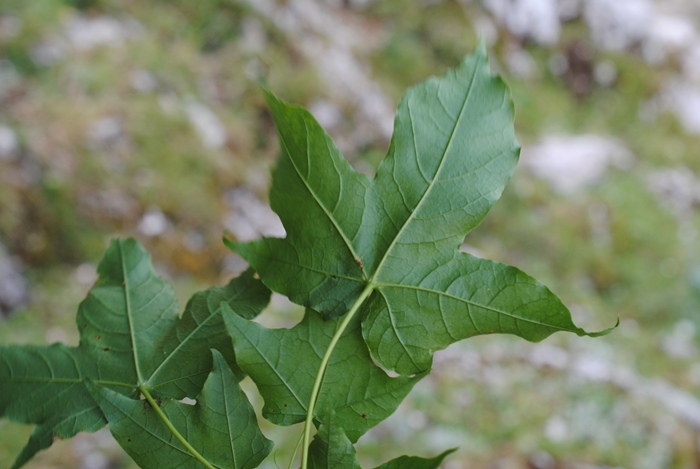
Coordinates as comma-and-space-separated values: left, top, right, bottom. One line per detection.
137, 207, 170, 237
523, 134, 634, 195
129, 69, 157, 93
0, 124, 19, 161
243, 0, 394, 153
184, 100, 227, 150
222, 187, 285, 242
584, 0, 652, 51
647, 166, 700, 216
65, 15, 143, 51
0, 243, 28, 317
87, 116, 124, 148
483, 0, 561, 45
32, 14, 143, 66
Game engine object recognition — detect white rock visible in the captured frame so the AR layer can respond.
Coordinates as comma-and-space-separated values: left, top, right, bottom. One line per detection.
309, 99, 343, 131
0, 124, 18, 160
74, 263, 97, 286
240, 17, 267, 54
584, 0, 653, 51
0, 15, 22, 40
138, 208, 169, 237
0, 244, 28, 316
242, 0, 394, 153
222, 187, 285, 242
661, 319, 697, 359
483, 0, 561, 45
32, 15, 142, 65
504, 45, 537, 78
523, 134, 634, 195
659, 79, 700, 134
544, 415, 569, 442
647, 166, 700, 215
0, 59, 20, 100
683, 43, 700, 81
129, 69, 157, 93
646, 14, 697, 56
184, 100, 227, 150
65, 15, 142, 51
87, 116, 123, 146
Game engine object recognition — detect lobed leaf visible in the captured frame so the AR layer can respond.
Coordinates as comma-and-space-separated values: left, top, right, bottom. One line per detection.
224, 306, 424, 442
0, 239, 271, 467
228, 44, 613, 377
374, 448, 457, 469
88, 350, 272, 469
0, 345, 104, 469
308, 411, 361, 469
307, 415, 456, 469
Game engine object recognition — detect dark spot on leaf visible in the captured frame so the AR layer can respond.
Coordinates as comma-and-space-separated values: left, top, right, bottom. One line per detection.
102, 348, 109, 352
361, 413, 367, 419
354, 257, 364, 271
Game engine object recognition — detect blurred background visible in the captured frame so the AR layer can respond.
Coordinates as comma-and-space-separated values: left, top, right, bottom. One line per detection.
1, 0, 700, 468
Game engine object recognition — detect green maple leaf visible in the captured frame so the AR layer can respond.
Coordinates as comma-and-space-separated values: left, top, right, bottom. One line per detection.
224, 307, 424, 442
308, 411, 361, 469
227, 44, 614, 377
88, 350, 272, 469
307, 412, 456, 469
0, 239, 271, 468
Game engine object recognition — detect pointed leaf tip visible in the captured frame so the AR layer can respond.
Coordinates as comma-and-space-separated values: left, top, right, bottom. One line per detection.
578, 316, 619, 339
236, 45, 606, 377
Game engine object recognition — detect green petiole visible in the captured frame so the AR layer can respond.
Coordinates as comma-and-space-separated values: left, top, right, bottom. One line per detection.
299, 282, 375, 469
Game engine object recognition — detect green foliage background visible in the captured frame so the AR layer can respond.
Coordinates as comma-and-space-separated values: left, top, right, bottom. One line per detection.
1, 1, 699, 468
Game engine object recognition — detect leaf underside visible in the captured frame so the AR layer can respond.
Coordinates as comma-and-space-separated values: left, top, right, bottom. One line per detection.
88, 350, 272, 469
224, 306, 424, 443
0, 44, 616, 469
308, 414, 457, 469
228, 43, 613, 377
0, 239, 271, 468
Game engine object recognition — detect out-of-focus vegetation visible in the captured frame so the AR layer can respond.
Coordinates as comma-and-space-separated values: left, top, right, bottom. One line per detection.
1, 1, 700, 468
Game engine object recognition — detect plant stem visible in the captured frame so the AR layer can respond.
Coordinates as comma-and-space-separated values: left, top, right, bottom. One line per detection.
288, 430, 305, 469
141, 387, 216, 469
300, 282, 375, 469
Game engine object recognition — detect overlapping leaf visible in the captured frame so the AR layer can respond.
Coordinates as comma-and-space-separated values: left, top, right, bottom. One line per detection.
0, 239, 271, 467
88, 350, 272, 469
308, 414, 456, 469
308, 411, 361, 469
224, 307, 424, 442
228, 44, 613, 376
374, 448, 457, 469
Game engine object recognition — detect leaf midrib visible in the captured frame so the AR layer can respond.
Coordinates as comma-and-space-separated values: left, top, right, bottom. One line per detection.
369, 53, 481, 287
146, 305, 221, 387
230, 317, 308, 412
279, 116, 367, 281
374, 282, 570, 332
120, 242, 144, 385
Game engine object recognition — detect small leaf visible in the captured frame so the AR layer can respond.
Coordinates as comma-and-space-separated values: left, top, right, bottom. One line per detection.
0, 239, 271, 467
88, 350, 272, 469
0, 345, 104, 469
224, 306, 424, 442
374, 448, 457, 469
228, 44, 613, 376
308, 411, 361, 469
150, 268, 271, 395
